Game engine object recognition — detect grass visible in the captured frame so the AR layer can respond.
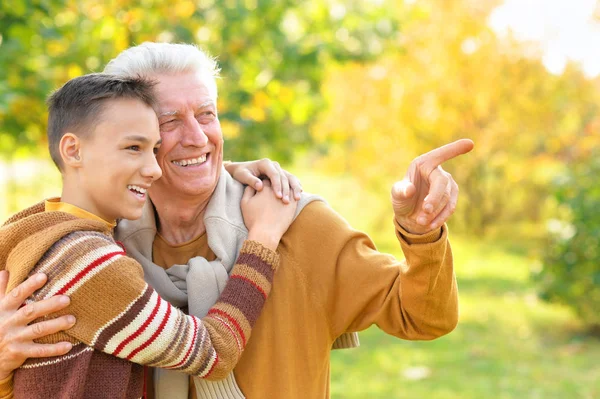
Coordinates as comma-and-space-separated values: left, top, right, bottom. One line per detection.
329, 235, 600, 399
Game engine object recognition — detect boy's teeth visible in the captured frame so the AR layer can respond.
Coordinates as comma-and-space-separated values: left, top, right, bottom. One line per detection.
172, 154, 207, 167
127, 185, 147, 194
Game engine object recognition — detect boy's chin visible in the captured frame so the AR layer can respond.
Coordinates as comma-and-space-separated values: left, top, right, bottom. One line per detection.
120, 209, 144, 221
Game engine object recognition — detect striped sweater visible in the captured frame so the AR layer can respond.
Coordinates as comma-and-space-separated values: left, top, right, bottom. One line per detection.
0, 202, 279, 399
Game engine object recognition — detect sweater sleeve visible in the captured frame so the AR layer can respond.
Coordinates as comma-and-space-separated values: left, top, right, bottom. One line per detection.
283, 201, 458, 341
29, 232, 278, 381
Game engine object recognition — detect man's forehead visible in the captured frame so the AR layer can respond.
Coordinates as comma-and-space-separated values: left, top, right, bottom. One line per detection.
158, 100, 216, 117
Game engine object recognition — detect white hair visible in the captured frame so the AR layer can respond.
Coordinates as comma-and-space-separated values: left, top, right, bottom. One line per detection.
103, 42, 221, 100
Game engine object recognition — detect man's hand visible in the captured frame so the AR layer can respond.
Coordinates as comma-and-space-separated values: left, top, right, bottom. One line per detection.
391, 139, 474, 234
242, 181, 298, 251
225, 159, 302, 204
0, 271, 76, 380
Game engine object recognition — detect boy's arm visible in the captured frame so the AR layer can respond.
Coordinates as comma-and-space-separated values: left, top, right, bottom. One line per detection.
30, 233, 278, 381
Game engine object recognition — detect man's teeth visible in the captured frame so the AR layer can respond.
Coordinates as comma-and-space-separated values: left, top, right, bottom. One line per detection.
172, 154, 207, 167
127, 185, 147, 194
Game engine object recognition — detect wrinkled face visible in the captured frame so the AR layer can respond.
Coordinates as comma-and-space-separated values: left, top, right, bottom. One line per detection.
78, 98, 162, 222
149, 71, 224, 201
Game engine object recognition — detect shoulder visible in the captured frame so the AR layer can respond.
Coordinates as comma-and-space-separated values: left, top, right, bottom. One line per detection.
45, 230, 124, 263
56, 229, 117, 246
283, 201, 360, 252
291, 201, 354, 235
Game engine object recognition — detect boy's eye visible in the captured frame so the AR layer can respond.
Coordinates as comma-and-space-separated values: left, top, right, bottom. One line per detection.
127, 145, 140, 151
153, 147, 160, 155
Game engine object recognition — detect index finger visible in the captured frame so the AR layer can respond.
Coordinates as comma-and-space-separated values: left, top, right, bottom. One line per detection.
420, 139, 474, 170
259, 160, 283, 198
1, 273, 47, 311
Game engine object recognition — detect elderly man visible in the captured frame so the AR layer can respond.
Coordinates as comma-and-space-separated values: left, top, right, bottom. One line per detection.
0, 42, 473, 399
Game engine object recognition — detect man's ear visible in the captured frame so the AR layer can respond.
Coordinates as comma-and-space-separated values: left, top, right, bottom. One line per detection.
59, 133, 82, 167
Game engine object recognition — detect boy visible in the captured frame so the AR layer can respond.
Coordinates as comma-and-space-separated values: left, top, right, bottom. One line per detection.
0, 74, 297, 398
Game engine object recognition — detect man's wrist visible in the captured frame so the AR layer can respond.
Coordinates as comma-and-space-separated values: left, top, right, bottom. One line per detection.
395, 218, 444, 244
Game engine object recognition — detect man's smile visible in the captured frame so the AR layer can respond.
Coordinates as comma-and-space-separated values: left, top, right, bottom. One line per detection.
171, 154, 208, 167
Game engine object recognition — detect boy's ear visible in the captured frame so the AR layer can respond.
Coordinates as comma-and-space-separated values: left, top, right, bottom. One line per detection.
59, 133, 82, 168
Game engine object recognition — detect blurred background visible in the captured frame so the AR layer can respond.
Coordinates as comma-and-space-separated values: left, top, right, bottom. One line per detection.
1, 0, 599, 397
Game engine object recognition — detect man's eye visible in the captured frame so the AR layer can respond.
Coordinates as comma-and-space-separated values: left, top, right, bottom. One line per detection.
197, 112, 215, 123
160, 120, 177, 131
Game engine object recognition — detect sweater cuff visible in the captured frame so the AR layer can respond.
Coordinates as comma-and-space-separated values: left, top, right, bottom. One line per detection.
394, 218, 445, 245
0, 372, 14, 399
241, 240, 280, 270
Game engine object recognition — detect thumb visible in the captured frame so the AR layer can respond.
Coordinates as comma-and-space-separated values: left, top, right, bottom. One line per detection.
242, 185, 257, 203
240, 169, 263, 191
253, 177, 264, 191
391, 180, 416, 202
236, 168, 263, 191
391, 180, 416, 215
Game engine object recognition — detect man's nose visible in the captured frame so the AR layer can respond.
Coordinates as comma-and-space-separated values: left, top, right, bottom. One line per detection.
181, 116, 209, 147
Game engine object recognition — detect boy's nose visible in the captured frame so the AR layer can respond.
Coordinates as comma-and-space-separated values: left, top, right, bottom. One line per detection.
142, 155, 163, 181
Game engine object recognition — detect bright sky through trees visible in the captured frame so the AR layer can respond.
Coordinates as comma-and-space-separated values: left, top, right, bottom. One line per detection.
489, 0, 600, 77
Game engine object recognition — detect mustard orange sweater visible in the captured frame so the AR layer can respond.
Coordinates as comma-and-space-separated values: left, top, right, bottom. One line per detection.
138, 201, 458, 399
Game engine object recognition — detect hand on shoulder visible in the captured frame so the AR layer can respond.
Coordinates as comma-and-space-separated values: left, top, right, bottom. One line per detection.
242, 181, 298, 250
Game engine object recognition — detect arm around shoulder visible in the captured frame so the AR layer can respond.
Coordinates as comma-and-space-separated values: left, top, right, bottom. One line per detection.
31, 232, 279, 380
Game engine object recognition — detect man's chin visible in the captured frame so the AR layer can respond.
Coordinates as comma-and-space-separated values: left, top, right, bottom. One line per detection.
176, 178, 220, 198
149, 167, 221, 199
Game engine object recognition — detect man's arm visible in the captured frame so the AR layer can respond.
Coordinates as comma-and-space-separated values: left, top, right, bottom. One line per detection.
287, 201, 457, 340
224, 158, 303, 203
0, 271, 75, 397
284, 139, 473, 341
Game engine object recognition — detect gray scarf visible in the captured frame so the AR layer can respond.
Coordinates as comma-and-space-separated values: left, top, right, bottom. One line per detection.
115, 169, 359, 399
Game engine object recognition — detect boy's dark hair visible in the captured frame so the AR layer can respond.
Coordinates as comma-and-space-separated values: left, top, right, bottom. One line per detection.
46, 73, 157, 170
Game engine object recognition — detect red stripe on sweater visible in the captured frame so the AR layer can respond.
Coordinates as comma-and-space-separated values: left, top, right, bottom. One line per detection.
127, 301, 172, 360
208, 311, 242, 353
229, 274, 267, 299
113, 292, 160, 357
207, 308, 246, 346
56, 251, 125, 296
169, 316, 199, 369
204, 353, 219, 378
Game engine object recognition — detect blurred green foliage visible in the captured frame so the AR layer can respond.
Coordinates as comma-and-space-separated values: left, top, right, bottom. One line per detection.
0, 0, 398, 162
312, 0, 600, 237
538, 155, 600, 332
